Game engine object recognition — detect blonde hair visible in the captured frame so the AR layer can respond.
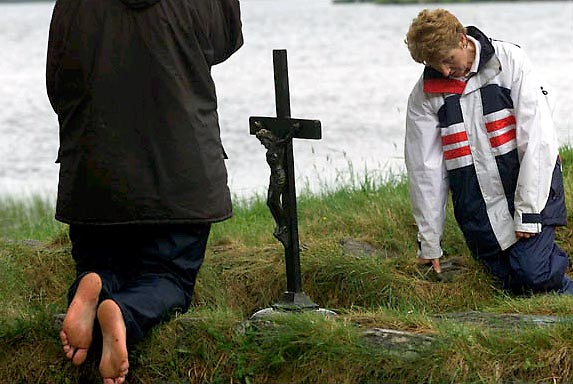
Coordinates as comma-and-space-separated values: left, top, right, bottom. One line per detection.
405, 9, 466, 67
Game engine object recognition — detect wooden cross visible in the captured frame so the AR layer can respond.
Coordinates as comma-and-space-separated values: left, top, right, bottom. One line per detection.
249, 49, 321, 310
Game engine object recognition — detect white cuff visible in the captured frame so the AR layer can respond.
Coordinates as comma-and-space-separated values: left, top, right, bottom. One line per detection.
514, 211, 543, 233
416, 233, 443, 259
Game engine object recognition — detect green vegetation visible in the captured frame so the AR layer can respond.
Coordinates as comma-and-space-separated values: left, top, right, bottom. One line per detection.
1, 147, 572, 383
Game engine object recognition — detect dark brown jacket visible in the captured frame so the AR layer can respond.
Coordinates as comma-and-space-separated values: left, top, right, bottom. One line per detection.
46, 0, 243, 224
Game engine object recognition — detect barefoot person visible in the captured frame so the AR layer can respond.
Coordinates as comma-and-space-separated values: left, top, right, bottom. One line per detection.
46, 0, 243, 381
404, 9, 572, 294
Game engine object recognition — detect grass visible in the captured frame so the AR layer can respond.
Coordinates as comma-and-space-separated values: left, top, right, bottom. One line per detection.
1, 146, 572, 383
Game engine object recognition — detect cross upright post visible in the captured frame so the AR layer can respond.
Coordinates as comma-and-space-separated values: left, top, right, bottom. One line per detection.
249, 49, 321, 311
274, 49, 302, 296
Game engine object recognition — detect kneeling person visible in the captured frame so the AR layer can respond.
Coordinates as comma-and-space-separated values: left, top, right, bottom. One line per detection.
403, 9, 572, 295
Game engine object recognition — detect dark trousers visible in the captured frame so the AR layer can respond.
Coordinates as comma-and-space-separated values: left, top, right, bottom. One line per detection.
478, 226, 572, 295
67, 223, 211, 345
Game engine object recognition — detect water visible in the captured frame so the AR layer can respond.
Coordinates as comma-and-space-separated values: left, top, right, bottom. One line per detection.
1, 0, 572, 201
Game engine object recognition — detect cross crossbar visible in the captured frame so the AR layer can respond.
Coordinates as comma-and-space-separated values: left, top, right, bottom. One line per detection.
249, 117, 321, 140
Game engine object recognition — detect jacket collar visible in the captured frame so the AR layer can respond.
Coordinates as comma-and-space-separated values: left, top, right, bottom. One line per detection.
423, 26, 496, 95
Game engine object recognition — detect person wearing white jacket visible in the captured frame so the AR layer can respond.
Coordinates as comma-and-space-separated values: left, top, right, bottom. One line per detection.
404, 9, 572, 295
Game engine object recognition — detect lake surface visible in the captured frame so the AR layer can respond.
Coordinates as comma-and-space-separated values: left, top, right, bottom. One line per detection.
1, 0, 572, 201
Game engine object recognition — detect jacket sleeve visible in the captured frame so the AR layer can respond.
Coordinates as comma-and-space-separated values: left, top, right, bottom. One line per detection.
508, 44, 559, 233
405, 78, 449, 259
46, 0, 69, 114
207, 0, 243, 65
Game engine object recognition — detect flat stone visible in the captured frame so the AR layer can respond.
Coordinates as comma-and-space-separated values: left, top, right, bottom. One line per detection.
436, 311, 562, 328
339, 238, 378, 258
2, 238, 44, 249
250, 307, 337, 321
362, 328, 433, 358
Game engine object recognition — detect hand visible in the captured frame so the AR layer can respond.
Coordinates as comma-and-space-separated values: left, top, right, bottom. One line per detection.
516, 231, 536, 239
416, 257, 441, 273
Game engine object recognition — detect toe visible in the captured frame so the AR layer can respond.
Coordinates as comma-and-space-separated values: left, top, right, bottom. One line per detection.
72, 348, 88, 366
65, 346, 76, 359
60, 330, 69, 345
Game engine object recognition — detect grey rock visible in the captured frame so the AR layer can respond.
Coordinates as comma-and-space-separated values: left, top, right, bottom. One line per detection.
362, 328, 434, 358
339, 238, 378, 258
436, 311, 563, 328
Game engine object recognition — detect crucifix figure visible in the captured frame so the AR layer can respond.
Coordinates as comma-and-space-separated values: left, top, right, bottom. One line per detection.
255, 126, 290, 246
249, 49, 322, 311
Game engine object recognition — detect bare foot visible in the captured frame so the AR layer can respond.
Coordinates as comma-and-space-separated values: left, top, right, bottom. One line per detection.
98, 299, 129, 384
60, 272, 101, 365
416, 257, 441, 273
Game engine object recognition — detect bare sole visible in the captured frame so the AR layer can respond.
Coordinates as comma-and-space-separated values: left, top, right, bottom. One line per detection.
60, 273, 101, 365
98, 299, 129, 384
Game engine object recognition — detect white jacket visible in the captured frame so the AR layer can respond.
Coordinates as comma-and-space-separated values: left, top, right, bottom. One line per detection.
405, 26, 561, 260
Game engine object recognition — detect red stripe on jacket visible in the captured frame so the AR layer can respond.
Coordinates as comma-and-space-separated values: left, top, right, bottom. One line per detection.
489, 129, 516, 148
442, 131, 468, 146
424, 79, 467, 94
444, 146, 471, 160
486, 115, 516, 133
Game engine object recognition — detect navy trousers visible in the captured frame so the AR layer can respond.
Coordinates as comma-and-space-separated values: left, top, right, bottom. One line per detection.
67, 223, 211, 345
477, 226, 572, 295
